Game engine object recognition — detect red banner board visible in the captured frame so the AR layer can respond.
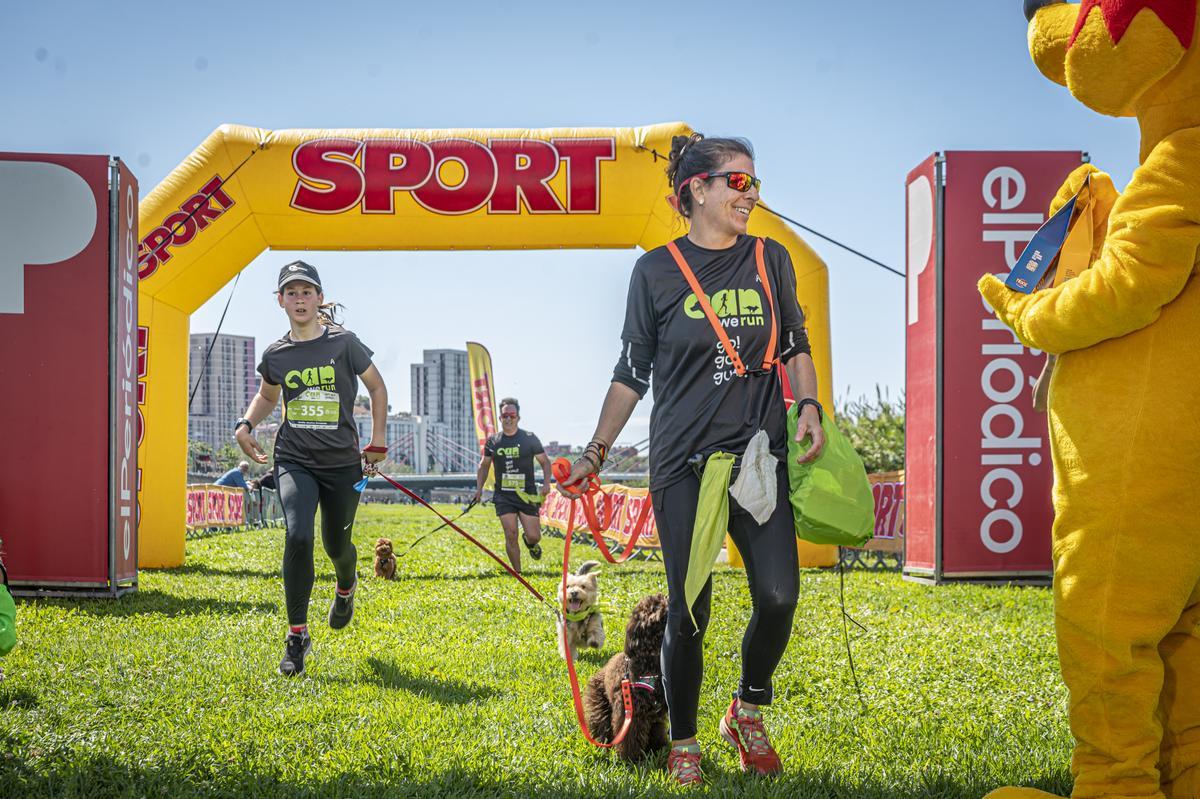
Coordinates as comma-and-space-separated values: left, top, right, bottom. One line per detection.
904, 155, 939, 572
0, 153, 138, 594
904, 151, 1083, 582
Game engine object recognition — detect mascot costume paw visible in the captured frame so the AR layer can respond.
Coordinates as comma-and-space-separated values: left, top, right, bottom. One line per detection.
979, 2, 1200, 798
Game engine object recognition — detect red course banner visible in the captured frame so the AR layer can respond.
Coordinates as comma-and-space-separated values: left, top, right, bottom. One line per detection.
185, 485, 246, 531
541, 485, 659, 551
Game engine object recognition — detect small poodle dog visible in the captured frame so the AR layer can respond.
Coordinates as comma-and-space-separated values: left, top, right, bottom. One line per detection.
584, 593, 669, 760
374, 537, 396, 580
557, 560, 604, 659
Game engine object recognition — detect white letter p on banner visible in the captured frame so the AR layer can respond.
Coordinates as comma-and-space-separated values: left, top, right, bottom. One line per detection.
0, 161, 97, 314
907, 174, 933, 326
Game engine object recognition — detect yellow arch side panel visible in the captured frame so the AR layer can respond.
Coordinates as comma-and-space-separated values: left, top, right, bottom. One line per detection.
139, 125, 269, 313
137, 297, 188, 567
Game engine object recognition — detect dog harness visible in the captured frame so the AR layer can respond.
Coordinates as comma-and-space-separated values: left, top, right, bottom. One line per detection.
630, 675, 661, 694
561, 605, 600, 623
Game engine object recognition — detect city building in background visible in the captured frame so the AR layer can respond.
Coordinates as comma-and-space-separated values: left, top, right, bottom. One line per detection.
188, 333, 258, 450
411, 349, 475, 471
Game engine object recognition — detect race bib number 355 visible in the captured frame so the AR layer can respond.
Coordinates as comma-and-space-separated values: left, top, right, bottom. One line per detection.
287, 389, 340, 430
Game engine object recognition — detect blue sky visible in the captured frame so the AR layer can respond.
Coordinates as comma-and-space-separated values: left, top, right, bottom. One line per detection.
3, 0, 1142, 447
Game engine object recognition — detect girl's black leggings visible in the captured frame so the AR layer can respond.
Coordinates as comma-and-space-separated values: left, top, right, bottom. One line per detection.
652, 465, 798, 741
276, 461, 363, 627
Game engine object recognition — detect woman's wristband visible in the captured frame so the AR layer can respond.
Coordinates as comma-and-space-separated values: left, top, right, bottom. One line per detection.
584, 439, 608, 465
796, 398, 823, 422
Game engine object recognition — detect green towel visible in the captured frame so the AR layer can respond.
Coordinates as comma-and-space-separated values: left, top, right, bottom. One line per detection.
0, 585, 15, 656
514, 488, 545, 506
683, 452, 736, 630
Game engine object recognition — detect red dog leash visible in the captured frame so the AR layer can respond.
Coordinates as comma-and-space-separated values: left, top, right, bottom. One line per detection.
373, 470, 546, 604
554, 456, 663, 747
374, 462, 647, 750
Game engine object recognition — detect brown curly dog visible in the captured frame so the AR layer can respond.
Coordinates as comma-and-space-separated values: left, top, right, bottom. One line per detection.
374, 538, 396, 580
583, 593, 669, 761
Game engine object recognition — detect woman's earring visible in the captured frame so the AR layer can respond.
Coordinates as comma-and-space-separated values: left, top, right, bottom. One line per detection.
697, 198, 704, 206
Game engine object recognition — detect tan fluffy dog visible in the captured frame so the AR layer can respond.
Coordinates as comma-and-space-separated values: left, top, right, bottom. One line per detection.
557, 560, 604, 659
373, 538, 396, 580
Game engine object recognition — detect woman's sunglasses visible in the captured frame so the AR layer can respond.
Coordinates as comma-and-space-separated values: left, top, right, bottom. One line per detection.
682, 171, 762, 193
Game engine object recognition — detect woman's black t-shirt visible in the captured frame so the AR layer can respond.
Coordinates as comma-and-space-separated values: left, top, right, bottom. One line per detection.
257, 327, 375, 470
612, 235, 810, 491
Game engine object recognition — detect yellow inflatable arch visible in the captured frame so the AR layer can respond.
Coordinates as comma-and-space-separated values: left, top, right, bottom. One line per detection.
136, 122, 833, 567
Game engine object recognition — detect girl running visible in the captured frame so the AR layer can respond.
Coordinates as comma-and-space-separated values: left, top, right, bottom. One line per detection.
235, 260, 388, 676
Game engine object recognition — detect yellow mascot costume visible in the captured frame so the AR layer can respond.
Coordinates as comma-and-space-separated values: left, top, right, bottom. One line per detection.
978, 1, 1200, 797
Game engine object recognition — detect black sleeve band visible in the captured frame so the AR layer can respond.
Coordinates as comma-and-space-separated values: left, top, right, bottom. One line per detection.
779, 327, 812, 363
612, 339, 653, 399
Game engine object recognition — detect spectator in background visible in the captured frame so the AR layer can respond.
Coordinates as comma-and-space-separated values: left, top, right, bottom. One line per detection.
215, 461, 251, 489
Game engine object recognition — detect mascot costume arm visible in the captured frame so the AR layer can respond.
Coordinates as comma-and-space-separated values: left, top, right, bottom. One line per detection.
979, 146, 1200, 354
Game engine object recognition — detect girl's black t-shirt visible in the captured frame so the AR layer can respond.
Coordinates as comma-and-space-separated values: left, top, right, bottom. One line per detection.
614, 235, 808, 491
257, 327, 374, 469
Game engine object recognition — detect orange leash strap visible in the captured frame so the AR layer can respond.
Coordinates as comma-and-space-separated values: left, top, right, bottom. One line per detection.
665, 237, 778, 374
560, 516, 635, 749
374, 471, 546, 603
552, 458, 652, 564
755, 238, 778, 367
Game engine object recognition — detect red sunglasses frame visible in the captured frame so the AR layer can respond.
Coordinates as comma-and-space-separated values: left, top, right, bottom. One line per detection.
677, 171, 762, 198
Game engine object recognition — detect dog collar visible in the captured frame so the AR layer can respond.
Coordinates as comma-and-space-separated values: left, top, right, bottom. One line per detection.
631, 675, 660, 693
561, 605, 598, 623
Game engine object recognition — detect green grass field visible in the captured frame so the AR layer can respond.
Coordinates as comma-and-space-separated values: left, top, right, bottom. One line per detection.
0, 504, 1072, 798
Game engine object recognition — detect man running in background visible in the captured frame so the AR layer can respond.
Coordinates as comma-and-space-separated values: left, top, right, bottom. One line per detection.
473, 398, 551, 573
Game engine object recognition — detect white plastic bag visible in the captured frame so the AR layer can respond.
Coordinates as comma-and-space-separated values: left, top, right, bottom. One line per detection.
729, 429, 778, 525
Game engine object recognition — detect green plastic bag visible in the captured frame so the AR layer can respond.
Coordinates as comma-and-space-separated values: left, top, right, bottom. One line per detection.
787, 404, 875, 547
0, 585, 15, 656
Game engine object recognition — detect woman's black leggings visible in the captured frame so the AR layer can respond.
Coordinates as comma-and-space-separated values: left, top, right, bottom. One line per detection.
653, 465, 798, 741
276, 461, 363, 626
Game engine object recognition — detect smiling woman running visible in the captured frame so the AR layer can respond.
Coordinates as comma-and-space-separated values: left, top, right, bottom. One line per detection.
559, 133, 825, 785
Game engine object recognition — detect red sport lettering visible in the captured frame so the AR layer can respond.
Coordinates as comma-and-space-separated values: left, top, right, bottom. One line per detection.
488, 139, 565, 214
288, 136, 616, 217
138, 175, 237, 280
412, 139, 497, 215
290, 138, 364, 214
552, 138, 615, 213
362, 139, 433, 214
